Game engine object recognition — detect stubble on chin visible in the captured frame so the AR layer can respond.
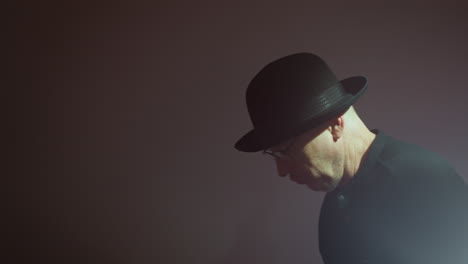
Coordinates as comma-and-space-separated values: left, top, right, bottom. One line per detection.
306, 174, 340, 192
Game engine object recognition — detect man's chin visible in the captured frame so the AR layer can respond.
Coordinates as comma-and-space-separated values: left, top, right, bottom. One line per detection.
304, 180, 336, 192
288, 175, 337, 192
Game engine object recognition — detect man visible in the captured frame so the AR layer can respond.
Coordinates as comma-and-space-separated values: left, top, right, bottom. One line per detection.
234, 53, 468, 263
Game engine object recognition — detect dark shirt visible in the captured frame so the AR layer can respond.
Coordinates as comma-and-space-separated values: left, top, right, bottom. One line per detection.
319, 130, 468, 264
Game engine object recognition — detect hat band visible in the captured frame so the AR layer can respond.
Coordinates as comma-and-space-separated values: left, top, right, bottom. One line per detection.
253, 82, 349, 131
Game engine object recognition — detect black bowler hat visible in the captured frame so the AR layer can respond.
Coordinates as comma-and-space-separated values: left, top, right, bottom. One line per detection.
234, 52, 368, 152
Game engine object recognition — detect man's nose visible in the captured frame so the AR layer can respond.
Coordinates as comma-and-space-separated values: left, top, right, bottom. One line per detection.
275, 158, 289, 177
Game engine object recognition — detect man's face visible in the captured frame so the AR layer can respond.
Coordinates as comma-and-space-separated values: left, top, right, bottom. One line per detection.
268, 126, 345, 192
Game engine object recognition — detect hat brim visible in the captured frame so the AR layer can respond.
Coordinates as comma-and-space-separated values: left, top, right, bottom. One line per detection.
234, 76, 368, 152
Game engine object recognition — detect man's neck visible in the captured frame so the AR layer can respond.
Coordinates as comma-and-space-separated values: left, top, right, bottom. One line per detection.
342, 129, 376, 184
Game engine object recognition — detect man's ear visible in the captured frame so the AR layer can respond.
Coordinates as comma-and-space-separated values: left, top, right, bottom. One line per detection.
330, 116, 344, 142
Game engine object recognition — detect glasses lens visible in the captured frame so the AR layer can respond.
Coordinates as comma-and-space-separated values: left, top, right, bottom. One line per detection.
263, 150, 289, 160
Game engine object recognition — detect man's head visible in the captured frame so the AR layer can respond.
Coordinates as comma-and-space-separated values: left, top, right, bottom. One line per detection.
263, 106, 374, 192
235, 53, 373, 191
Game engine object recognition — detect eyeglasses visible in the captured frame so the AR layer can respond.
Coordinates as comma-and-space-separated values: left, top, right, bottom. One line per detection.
262, 137, 297, 160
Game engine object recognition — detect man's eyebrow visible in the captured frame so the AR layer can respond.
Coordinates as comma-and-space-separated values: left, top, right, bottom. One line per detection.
272, 140, 293, 152
268, 145, 284, 152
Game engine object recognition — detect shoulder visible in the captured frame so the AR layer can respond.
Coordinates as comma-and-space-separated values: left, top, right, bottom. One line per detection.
378, 135, 453, 176
374, 134, 467, 194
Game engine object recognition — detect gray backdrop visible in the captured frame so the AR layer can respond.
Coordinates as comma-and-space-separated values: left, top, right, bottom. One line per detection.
11, 1, 468, 263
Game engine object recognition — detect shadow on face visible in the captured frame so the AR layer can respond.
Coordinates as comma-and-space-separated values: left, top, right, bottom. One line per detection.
289, 120, 334, 155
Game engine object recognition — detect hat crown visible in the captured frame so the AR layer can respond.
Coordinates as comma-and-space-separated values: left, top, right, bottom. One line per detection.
246, 53, 340, 128
235, 52, 367, 152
